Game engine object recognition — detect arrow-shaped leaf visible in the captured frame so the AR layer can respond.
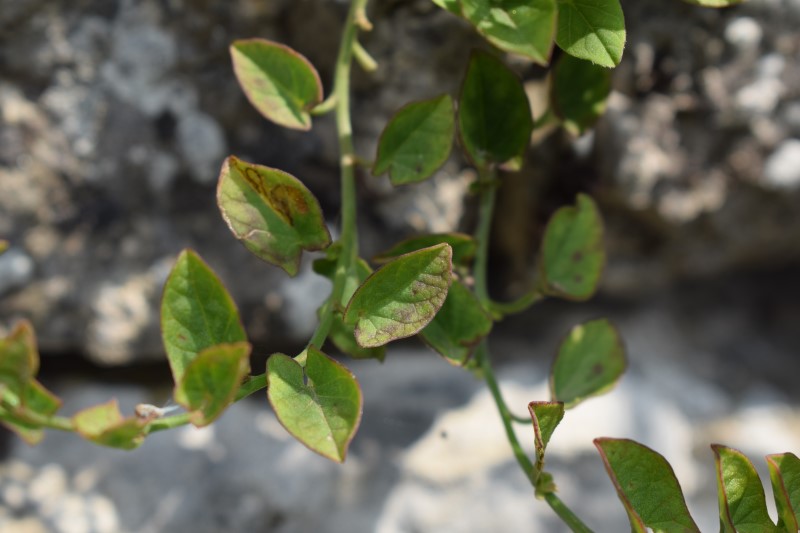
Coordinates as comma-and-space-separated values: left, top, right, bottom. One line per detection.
267, 347, 362, 463
174, 342, 252, 427
161, 250, 247, 385
230, 39, 323, 130
344, 244, 452, 348
217, 156, 331, 276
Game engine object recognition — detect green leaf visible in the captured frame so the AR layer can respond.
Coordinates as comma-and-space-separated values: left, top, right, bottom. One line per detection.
681, 0, 743, 6
267, 347, 362, 463
373, 233, 477, 267
0, 240, 8, 255
595, 438, 700, 533
767, 453, 800, 532
161, 250, 247, 385
461, 0, 557, 65
549, 318, 625, 408
217, 156, 331, 276
458, 50, 533, 168
174, 342, 251, 427
550, 53, 611, 135
529, 401, 564, 471
420, 280, 492, 365
230, 38, 323, 130
72, 400, 147, 450
344, 244, 453, 348
313, 256, 386, 361
540, 193, 605, 300
373, 94, 455, 185
431, 0, 462, 15
713, 444, 780, 533
0, 321, 39, 399
555, 0, 626, 68
0, 380, 62, 445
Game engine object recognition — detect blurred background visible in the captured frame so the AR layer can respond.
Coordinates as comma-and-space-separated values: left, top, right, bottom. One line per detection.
1, 0, 799, 531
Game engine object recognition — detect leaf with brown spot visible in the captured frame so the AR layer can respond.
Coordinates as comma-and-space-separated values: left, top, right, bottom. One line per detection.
217, 156, 331, 276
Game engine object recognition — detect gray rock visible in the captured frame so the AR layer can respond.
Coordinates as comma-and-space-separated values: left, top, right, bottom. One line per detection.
764, 139, 800, 189
0, 248, 34, 296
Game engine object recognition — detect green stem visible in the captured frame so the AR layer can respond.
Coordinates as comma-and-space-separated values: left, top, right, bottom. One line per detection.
544, 493, 594, 533
473, 169, 497, 307
307, 0, 367, 349
478, 340, 536, 484
488, 290, 545, 318
353, 41, 378, 72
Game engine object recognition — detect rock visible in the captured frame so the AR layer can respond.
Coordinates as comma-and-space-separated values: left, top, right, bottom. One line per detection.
764, 139, 800, 190
0, 248, 34, 297
724, 17, 762, 51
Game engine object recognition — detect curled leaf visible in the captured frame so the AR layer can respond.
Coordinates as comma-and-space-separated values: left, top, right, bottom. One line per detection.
73, 399, 147, 450
767, 453, 800, 532
217, 156, 331, 276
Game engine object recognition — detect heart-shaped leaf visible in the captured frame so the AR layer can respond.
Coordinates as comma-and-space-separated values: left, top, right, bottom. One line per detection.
767, 453, 800, 532
540, 193, 605, 301
217, 156, 331, 276
529, 401, 564, 471
596, 438, 700, 532
73, 399, 148, 450
230, 39, 323, 130
373, 233, 476, 267
174, 342, 252, 427
374, 94, 455, 185
0, 321, 38, 399
161, 250, 247, 385
550, 318, 625, 408
344, 244, 452, 348
555, 0, 626, 68
461, 0, 557, 64
267, 347, 362, 463
458, 50, 533, 168
420, 280, 492, 365
551, 53, 611, 135
713, 444, 780, 533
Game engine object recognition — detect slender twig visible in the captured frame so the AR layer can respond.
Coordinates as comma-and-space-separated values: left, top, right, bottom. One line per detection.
544, 493, 595, 533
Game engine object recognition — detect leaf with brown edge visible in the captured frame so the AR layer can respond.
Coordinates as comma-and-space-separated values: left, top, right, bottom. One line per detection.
0, 321, 39, 400
73, 399, 147, 450
267, 347, 362, 463
767, 453, 800, 532
230, 39, 323, 130
174, 342, 252, 427
217, 156, 331, 276
529, 401, 564, 472
344, 244, 452, 348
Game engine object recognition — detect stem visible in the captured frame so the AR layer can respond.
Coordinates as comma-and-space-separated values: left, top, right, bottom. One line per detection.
473, 169, 497, 307
307, 0, 367, 349
489, 291, 545, 318
544, 493, 594, 533
478, 340, 536, 484
353, 41, 378, 72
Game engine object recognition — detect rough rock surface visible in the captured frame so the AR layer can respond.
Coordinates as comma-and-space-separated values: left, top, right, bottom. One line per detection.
1, 0, 799, 362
